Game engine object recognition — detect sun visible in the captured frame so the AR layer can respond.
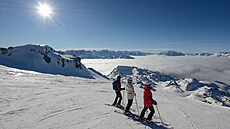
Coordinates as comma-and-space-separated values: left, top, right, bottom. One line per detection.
37, 3, 53, 18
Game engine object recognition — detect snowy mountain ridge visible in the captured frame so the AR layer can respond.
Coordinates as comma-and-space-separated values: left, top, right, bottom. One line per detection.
108, 66, 175, 87
0, 44, 105, 79
63, 50, 230, 58
157, 51, 186, 56
60, 49, 150, 59
155, 50, 230, 57
63, 49, 230, 59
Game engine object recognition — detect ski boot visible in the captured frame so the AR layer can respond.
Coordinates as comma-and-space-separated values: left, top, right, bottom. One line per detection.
145, 119, 154, 124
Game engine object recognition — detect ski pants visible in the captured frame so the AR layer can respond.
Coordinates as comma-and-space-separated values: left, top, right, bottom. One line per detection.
140, 106, 155, 121
125, 99, 133, 112
113, 91, 122, 105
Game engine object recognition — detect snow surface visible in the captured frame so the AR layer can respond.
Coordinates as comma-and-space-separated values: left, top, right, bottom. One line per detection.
1, 64, 230, 129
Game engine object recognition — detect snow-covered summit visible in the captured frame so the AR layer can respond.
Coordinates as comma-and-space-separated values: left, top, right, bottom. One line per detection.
0, 44, 98, 78
108, 66, 175, 90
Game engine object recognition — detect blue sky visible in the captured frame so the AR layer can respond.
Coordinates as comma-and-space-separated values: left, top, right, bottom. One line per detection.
0, 0, 230, 53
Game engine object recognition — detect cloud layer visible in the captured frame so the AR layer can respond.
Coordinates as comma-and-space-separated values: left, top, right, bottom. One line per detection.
82, 55, 230, 85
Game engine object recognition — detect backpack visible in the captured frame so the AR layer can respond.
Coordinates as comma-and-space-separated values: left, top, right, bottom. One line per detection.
112, 81, 117, 90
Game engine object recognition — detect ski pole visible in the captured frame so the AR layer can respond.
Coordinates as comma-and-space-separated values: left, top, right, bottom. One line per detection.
135, 95, 140, 115
156, 105, 164, 124
122, 90, 125, 106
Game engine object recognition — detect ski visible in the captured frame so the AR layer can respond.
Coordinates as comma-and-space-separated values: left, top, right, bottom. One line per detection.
105, 103, 125, 110
114, 109, 173, 129
105, 103, 136, 112
114, 110, 141, 123
114, 110, 157, 124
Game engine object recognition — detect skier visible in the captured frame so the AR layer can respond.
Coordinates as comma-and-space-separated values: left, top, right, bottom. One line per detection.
140, 82, 157, 123
124, 77, 136, 115
112, 75, 125, 107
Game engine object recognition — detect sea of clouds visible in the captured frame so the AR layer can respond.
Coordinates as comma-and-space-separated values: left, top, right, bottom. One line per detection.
82, 55, 230, 85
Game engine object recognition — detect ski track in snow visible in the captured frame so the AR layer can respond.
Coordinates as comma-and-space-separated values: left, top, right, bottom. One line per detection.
0, 65, 230, 129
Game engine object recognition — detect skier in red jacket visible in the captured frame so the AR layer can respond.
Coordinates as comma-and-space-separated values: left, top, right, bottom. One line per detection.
140, 82, 157, 123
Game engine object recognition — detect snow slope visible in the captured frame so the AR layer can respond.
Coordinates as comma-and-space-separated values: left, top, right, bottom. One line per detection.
1, 65, 230, 129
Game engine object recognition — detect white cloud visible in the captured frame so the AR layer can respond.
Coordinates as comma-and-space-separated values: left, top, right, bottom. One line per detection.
82, 55, 230, 85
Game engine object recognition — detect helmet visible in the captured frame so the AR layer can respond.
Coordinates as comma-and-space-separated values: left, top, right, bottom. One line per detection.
127, 77, 132, 82
145, 82, 152, 89
144, 82, 151, 87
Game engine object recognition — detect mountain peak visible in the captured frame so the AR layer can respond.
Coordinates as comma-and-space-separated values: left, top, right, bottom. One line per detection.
0, 44, 94, 78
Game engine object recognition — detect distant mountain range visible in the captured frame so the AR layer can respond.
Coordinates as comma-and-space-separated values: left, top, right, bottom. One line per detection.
156, 50, 230, 57
157, 51, 186, 56
58, 50, 149, 59
187, 52, 230, 57
60, 50, 230, 59
1, 44, 229, 62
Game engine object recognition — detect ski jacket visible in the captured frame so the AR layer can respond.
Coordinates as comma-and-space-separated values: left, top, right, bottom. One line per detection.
126, 82, 135, 100
116, 80, 122, 91
143, 86, 153, 107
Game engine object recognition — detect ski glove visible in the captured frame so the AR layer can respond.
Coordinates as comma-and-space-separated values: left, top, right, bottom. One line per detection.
152, 99, 157, 105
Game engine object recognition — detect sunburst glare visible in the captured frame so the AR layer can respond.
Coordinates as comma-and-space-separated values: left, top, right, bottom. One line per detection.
37, 2, 53, 19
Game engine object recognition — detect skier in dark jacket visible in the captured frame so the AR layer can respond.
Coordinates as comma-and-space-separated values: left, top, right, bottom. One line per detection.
112, 75, 125, 107
140, 82, 157, 123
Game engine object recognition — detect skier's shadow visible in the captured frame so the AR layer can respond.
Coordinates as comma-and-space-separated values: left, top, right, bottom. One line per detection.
128, 113, 170, 129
